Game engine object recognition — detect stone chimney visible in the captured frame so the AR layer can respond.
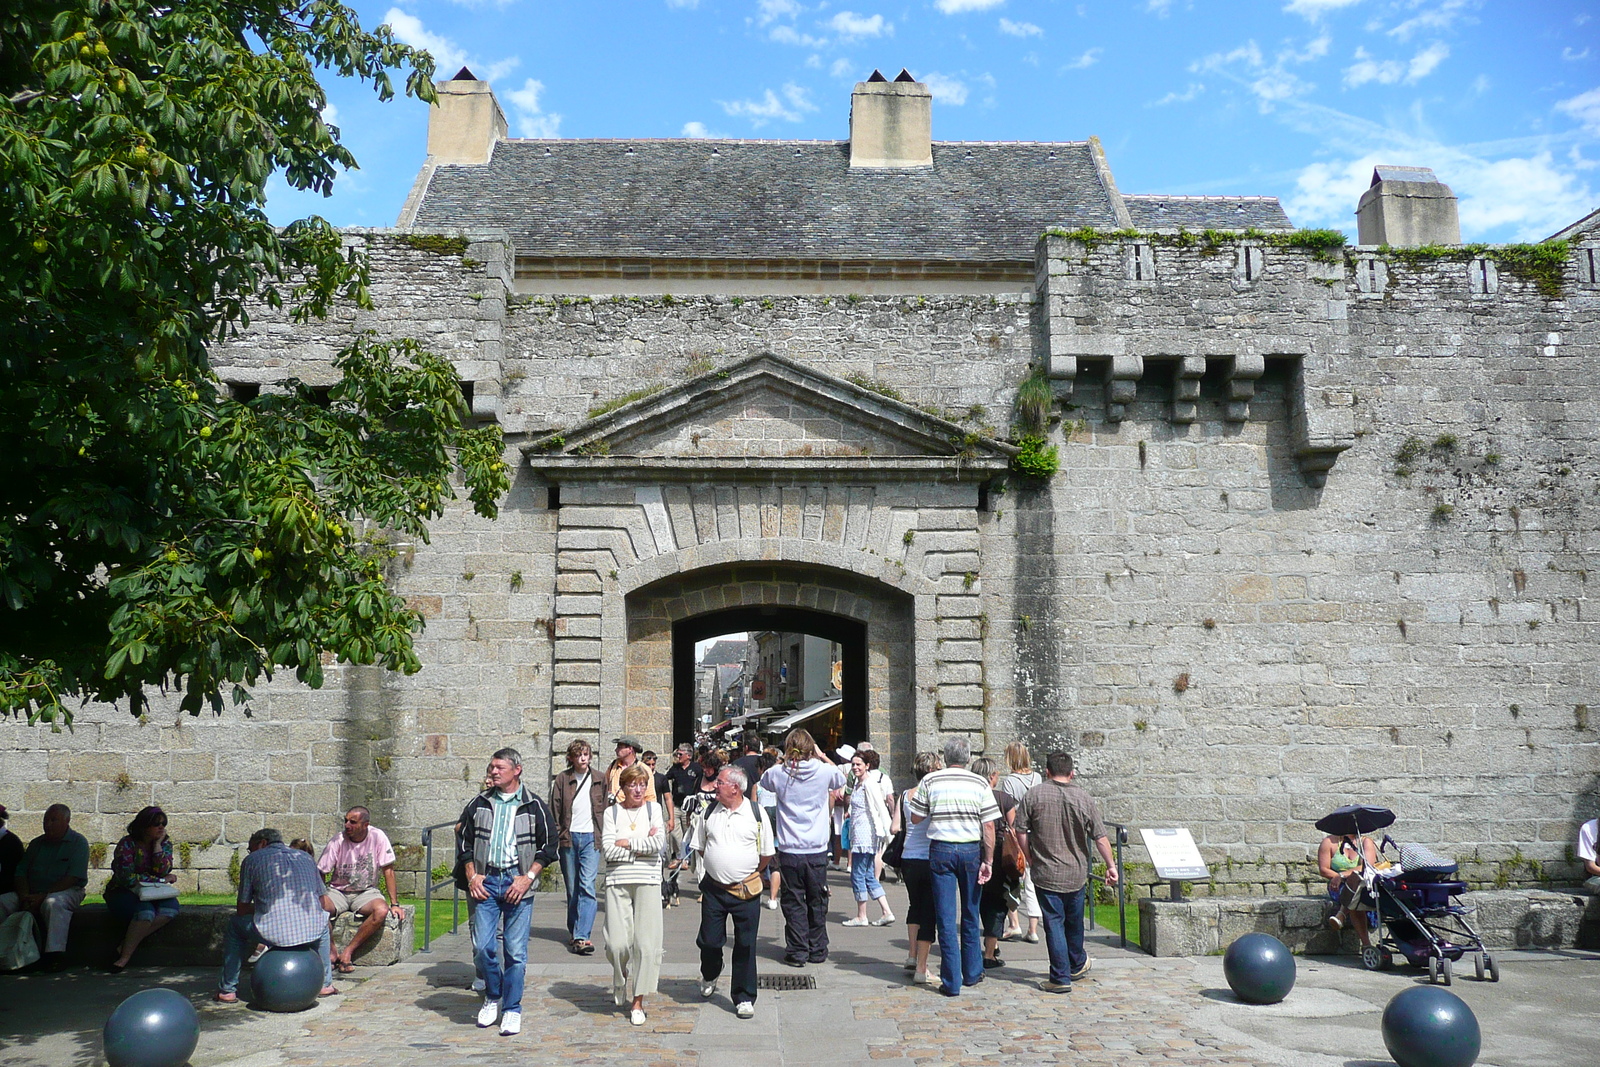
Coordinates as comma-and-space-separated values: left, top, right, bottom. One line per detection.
1355, 165, 1461, 247
425, 67, 507, 166
849, 69, 932, 170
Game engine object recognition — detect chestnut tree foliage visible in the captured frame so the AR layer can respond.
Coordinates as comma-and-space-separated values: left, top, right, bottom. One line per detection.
0, 1, 509, 726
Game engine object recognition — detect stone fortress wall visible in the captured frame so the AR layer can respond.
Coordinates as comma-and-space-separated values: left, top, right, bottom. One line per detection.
4, 222, 1599, 899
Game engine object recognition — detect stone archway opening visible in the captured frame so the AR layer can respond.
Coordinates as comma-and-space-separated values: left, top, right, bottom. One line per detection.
623, 560, 917, 780
673, 606, 868, 748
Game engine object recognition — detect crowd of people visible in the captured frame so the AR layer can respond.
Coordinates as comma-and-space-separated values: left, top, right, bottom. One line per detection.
0, 731, 1119, 1034
453, 729, 1119, 1036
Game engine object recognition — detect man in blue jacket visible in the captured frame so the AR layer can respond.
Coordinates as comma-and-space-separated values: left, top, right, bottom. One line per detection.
459, 746, 557, 1037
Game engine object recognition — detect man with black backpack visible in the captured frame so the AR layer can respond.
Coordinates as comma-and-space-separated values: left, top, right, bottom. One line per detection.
692, 765, 774, 1019
1013, 752, 1117, 994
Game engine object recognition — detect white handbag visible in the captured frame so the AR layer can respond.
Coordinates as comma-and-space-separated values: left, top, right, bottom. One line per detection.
0, 912, 40, 971
136, 881, 179, 901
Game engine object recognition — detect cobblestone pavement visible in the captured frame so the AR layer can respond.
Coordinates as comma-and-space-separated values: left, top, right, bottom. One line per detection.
6, 874, 1595, 1066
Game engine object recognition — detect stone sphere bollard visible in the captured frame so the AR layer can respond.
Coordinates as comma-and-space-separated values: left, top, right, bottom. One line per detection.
1381, 985, 1481, 1067
1222, 932, 1296, 1004
103, 987, 200, 1067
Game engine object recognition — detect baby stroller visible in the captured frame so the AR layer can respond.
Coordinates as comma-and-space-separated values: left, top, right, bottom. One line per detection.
1360, 838, 1499, 985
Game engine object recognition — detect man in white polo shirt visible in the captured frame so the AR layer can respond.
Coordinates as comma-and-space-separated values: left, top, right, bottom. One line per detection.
692, 765, 774, 1019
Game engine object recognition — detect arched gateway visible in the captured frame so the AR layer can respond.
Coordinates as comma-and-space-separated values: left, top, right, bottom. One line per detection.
525, 353, 1015, 781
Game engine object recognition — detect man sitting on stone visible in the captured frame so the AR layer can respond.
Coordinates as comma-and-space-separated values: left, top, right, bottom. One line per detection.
216, 828, 337, 1003
1578, 816, 1600, 894
14, 804, 89, 971
318, 806, 405, 974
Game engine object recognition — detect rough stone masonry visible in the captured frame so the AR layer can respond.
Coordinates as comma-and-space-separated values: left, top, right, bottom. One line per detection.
3, 72, 1597, 901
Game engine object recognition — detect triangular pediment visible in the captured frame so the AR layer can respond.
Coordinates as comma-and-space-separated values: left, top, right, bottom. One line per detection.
524, 353, 1014, 482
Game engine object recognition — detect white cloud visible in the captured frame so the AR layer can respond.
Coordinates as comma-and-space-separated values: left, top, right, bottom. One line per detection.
681, 121, 718, 137
769, 24, 826, 46
320, 102, 340, 127
666, 0, 699, 7
1062, 47, 1102, 70
1343, 42, 1448, 87
1557, 87, 1600, 134
1272, 102, 1594, 241
383, 8, 468, 73
756, 0, 801, 24
1408, 42, 1449, 80
1193, 37, 1335, 111
382, 9, 519, 87
1343, 47, 1403, 86
935, 0, 1004, 12
805, 53, 822, 68
505, 77, 561, 138
921, 72, 969, 105
1149, 82, 1204, 106
1283, 0, 1361, 20
1146, 0, 1173, 16
1564, 47, 1592, 62
829, 11, 890, 38
830, 57, 857, 78
1387, 0, 1476, 41
999, 17, 1042, 37
719, 82, 817, 126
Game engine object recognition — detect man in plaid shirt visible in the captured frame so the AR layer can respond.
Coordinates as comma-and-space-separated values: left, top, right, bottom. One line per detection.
215, 828, 336, 1003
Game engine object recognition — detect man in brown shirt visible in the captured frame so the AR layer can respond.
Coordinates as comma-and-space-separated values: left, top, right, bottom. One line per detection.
1013, 751, 1118, 993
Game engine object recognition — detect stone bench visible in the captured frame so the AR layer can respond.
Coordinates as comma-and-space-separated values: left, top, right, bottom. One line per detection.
1139, 888, 1600, 957
61, 903, 415, 968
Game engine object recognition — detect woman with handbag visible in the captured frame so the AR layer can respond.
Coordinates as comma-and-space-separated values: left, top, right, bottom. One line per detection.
999, 741, 1043, 943
602, 764, 666, 1025
841, 750, 895, 927
104, 806, 179, 971
970, 758, 1022, 971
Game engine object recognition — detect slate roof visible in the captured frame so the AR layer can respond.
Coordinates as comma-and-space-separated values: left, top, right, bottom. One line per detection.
1122, 195, 1294, 231
416, 139, 1127, 261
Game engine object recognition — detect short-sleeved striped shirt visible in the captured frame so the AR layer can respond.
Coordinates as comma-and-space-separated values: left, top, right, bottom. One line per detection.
907, 767, 1001, 843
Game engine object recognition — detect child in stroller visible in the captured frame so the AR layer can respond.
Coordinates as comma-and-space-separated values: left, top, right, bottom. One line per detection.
1359, 838, 1499, 985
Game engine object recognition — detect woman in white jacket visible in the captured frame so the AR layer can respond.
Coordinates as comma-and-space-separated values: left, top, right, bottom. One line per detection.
842, 750, 895, 927
602, 764, 666, 1025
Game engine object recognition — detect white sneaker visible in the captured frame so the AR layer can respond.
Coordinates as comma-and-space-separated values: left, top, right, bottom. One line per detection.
912, 971, 931, 984
872, 914, 896, 926
842, 917, 870, 927
471, 977, 486, 993
476, 999, 500, 1028
736, 1001, 755, 1019
499, 1011, 521, 1036
630, 1008, 646, 1026
763, 898, 779, 910
700, 979, 716, 998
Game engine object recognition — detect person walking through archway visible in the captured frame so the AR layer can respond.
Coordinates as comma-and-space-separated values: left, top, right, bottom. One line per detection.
759, 729, 845, 967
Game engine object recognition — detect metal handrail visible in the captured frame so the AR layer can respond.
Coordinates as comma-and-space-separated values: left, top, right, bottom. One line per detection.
1083, 821, 1130, 950
419, 819, 465, 954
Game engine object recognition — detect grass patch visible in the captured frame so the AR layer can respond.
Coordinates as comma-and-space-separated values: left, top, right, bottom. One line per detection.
169, 893, 470, 952
1085, 901, 1140, 943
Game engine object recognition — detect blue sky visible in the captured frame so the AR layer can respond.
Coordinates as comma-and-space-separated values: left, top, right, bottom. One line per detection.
267, 0, 1600, 242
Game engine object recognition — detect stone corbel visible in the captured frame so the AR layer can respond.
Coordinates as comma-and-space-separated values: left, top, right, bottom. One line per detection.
1223, 354, 1264, 423
1105, 355, 1144, 423
1289, 361, 1355, 488
1170, 356, 1207, 424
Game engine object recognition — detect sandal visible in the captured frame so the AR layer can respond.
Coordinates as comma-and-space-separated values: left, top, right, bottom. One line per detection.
334, 959, 356, 974
576, 940, 595, 955
212, 992, 239, 1004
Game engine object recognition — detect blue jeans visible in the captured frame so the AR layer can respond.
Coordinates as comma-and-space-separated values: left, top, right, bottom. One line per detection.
928, 840, 984, 995
106, 887, 180, 924
1037, 885, 1086, 985
560, 833, 598, 941
218, 914, 332, 995
472, 872, 533, 1013
850, 850, 885, 902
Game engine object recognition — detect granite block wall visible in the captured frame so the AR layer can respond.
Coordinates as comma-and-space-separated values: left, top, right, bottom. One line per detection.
4, 227, 1598, 898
